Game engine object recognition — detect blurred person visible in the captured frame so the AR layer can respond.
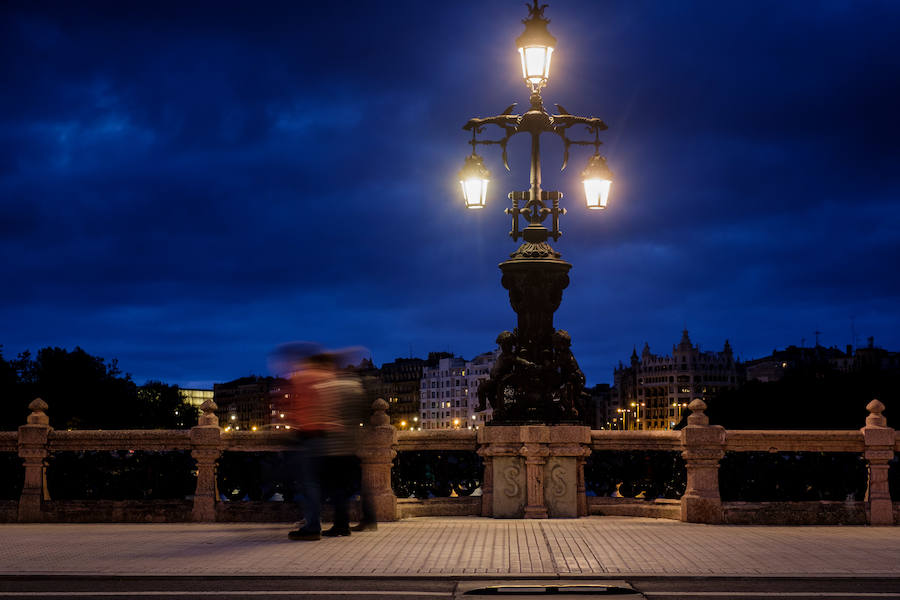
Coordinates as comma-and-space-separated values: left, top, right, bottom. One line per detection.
314, 355, 375, 536
273, 345, 374, 541
275, 346, 333, 541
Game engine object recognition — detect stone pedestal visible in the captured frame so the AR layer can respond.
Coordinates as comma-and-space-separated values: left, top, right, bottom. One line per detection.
190, 400, 222, 523
18, 399, 52, 523
357, 399, 399, 522
861, 400, 896, 526
680, 400, 725, 524
477, 425, 590, 518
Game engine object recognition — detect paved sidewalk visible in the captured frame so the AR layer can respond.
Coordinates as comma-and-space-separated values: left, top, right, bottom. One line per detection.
1, 517, 899, 578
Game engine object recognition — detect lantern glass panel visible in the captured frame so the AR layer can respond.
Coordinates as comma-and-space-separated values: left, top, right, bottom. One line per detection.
583, 178, 611, 210
518, 46, 553, 87
461, 178, 488, 209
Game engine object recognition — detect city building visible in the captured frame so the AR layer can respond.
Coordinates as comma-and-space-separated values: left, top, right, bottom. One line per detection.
746, 336, 900, 382
588, 383, 612, 429
376, 357, 429, 429
845, 337, 900, 372
179, 388, 213, 409
213, 376, 280, 432
419, 350, 497, 430
612, 330, 742, 430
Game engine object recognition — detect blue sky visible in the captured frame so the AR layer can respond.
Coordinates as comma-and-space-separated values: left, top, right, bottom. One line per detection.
2, 0, 899, 388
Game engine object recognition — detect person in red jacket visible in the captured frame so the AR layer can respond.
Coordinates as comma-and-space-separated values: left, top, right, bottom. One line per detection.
274, 344, 374, 540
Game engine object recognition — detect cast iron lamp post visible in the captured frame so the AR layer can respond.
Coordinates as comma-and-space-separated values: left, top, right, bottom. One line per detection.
459, 1, 614, 425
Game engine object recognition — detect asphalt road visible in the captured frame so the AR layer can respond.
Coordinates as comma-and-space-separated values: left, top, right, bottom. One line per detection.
1, 576, 899, 600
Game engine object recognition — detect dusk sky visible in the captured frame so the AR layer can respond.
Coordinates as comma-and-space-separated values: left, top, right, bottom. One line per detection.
2, 1, 899, 389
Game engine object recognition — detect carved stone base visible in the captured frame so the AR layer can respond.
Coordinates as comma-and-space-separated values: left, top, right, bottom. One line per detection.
477, 425, 591, 519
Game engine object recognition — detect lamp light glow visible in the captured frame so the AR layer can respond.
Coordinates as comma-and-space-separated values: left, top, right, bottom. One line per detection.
518, 46, 554, 90
458, 153, 491, 209
581, 153, 613, 210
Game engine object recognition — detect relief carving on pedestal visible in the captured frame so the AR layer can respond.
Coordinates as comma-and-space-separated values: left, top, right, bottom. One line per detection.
503, 465, 521, 498
549, 463, 567, 497
492, 456, 527, 517
543, 456, 577, 517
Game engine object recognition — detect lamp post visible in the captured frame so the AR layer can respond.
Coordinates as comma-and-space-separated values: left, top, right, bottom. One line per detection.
461, 1, 614, 425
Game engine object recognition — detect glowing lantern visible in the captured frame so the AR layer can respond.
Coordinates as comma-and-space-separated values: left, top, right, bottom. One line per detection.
458, 153, 491, 209
516, 1, 557, 90
581, 153, 613, 210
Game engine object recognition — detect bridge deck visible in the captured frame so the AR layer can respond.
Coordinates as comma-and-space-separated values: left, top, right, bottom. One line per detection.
2, 516, 899, 578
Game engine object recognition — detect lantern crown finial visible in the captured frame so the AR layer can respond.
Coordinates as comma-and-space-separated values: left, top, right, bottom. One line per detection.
516, 1, 557, 49
525, 0, 549, 23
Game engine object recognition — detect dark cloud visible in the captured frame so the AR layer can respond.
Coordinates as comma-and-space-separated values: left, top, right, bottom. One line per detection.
2, 0, 899, 386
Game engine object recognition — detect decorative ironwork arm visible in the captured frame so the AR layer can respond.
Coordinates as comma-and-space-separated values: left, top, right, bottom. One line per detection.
463, 98, 609, 242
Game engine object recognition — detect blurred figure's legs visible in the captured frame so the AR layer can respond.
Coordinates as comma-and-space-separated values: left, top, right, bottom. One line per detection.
322, 455, 356, 536
289, 437, 323, 540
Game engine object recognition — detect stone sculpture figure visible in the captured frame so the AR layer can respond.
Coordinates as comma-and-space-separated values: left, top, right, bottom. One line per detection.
551, 329, 586, 421
476, 331, 535, 419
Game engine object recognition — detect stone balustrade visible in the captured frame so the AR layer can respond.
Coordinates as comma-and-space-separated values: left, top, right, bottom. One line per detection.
1, 397, 896, 525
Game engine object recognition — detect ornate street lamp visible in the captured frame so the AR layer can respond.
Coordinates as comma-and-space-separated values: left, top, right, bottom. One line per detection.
461, 1, 614, 425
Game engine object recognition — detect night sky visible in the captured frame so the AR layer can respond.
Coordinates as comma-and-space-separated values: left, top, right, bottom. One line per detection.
3, 1, 899, 389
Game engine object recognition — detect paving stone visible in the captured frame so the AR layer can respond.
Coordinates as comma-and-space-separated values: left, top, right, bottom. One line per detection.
1, 517, 899, 577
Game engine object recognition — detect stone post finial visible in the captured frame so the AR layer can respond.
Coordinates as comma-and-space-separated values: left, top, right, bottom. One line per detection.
686, 399, 709, 427
866, 399, 887, 428
198, 399, 218, 427
370, 398, 391, 428
27, 398, 49, 425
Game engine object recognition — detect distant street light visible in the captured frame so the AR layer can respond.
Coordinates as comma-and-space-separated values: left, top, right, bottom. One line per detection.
458, 1, 615, 425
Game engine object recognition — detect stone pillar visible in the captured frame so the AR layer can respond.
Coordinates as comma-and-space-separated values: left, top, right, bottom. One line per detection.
478, 425, 590, 518
18, 398, 52, 523
191, 399, 221, 522
522, 440, 549, 519
680, 399, 725, 524
476, 444, 494, 517
547, 426, 592, 518
861, 399, 895, 526
357, 398, 398, 522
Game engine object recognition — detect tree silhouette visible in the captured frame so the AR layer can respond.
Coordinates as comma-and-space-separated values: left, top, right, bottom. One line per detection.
0, 346, 196, 430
